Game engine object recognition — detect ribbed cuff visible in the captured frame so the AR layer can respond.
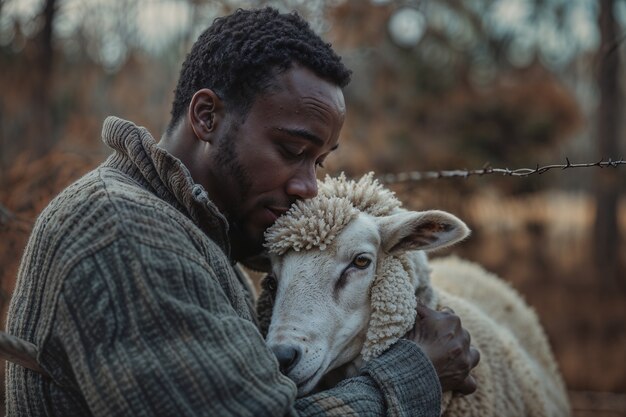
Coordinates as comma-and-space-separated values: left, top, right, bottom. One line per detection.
362, 339, 442, 417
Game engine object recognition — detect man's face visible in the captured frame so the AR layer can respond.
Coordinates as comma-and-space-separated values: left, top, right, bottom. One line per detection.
207, 66, 346, 256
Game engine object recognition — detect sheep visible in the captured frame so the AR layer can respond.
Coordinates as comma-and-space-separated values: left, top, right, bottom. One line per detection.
257, 172, 570, 417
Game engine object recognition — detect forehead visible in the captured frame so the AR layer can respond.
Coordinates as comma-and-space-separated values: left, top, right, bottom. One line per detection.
334, 215, 381, 252
276, 65, 346, 114
244, 65, 346, 143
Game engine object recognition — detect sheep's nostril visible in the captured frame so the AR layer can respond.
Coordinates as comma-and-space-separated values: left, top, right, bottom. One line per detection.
271, 344, 302, 374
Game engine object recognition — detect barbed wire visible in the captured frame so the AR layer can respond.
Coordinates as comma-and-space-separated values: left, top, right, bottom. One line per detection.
380, 157, 626, 184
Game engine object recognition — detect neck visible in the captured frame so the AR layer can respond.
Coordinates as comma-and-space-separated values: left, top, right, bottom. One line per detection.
159, 121, 266, 267
228, 225, 269, 267
158, 122, 193, 164
159, 122, 227, 213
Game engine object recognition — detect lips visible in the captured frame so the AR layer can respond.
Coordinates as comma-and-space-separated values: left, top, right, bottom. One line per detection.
267, 206, 289, 220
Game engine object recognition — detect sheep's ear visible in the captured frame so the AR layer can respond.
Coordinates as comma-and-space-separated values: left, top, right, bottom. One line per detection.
377, 210, 470, 255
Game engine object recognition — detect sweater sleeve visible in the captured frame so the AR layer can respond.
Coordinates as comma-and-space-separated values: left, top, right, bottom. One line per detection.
295, 341, 441, 416
49, 235, 440, 417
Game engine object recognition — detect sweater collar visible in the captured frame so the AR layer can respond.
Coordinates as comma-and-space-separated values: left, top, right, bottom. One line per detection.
101, 116, 231, 257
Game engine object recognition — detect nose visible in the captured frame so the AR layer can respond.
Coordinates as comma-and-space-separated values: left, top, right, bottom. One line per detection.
271, 344, 302, 374
286, 166, 318, 200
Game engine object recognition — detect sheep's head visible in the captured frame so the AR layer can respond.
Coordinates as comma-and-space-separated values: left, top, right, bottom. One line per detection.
261, 173, 469, 395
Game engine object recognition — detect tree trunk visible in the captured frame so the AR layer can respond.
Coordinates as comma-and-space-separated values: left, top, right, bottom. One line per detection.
27, 0, 57, 156
593, 0, 621, 285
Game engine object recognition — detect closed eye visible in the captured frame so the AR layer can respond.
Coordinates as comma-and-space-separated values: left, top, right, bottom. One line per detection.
281, 144, 306, 159
315, 153, 331, 169
282, 145, 329, 170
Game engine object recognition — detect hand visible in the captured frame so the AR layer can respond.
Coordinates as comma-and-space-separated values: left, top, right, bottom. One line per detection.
404, 303, 480, 395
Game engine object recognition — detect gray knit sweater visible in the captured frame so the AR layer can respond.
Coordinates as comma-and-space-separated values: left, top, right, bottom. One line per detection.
5, 117, 441, 416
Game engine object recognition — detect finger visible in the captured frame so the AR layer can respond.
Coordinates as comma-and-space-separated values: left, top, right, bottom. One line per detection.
440, 306, 455, 314
415, 302, 433, 319
463, 328, 471, 345
455, 375, 477, 396
469, 346, 481, 368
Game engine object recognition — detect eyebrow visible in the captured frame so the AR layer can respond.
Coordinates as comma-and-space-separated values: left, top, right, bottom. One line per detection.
276, 127, 339, 151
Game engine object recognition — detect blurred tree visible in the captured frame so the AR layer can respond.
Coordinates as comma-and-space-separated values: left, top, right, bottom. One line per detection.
593, 0, 621, 285
326, 0, 584, 195
30, 0, 57, 156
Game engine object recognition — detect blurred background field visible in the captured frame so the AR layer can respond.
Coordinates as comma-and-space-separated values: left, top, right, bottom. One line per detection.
0, 0, 625, 415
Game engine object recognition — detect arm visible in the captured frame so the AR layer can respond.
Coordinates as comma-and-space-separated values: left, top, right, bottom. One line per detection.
295, 340, 441, 417
49, 236, 441, 417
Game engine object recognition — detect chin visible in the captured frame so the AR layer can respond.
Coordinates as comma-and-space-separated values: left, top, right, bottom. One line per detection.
241, 228, 266, 255
228, 221, 266, 261
248, 229, 266, 252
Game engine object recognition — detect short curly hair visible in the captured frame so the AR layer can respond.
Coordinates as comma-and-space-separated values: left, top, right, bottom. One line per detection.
168, 7, 352, 132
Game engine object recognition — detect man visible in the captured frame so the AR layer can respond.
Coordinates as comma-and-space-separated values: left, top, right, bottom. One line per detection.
5, 7, 479, 416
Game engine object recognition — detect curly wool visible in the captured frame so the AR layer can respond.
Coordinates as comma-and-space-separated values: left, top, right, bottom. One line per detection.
264, 172, 401, 255
317, 172, 402, 216
264, 196, 358, 255
429, 257, 571, 416
361, 255, 417, 361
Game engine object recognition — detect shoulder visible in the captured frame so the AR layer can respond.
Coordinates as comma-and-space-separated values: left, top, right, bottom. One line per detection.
38, 167, 209, 256
18, 165, 228, 310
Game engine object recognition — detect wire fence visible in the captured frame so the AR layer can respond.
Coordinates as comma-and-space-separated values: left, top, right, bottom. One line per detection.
569, 390, 626, 417
379, 158, 626, 183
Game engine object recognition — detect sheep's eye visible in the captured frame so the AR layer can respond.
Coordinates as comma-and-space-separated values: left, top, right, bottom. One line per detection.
352, 255, 371, 269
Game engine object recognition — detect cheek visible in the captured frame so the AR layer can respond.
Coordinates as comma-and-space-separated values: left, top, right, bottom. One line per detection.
339, 273, 374, 312
340, 295, 371, 323
331, 299, 370, 359
336, 309, 369, 340
239, 147, 294, 191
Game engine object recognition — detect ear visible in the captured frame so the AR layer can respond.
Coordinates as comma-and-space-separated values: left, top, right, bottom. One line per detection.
376, 210, 470, 255
188, 88, 223, 143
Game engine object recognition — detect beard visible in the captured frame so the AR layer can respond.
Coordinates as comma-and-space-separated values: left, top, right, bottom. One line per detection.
215, 128, 266, 261
217, 127, 253, 203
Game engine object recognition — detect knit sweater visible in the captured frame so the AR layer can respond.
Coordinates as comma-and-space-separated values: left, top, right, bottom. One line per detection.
4, 117, 442, 417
